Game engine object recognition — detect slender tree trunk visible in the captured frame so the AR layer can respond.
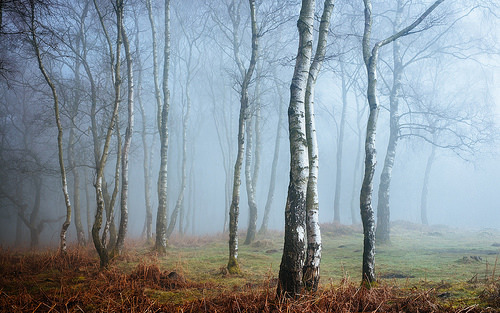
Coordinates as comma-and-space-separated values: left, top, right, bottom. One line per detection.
93, 177, 109, 267
228, 100, 246, 274
85, 3, 117, 247
69, 125, 85, 246
376, 2, 403, 245
146, 0, 162, 134
361, 0, 445, 285
29, 177, 42, 249
421, 140, 436, 225
114, 25, 133, 256
244, 116, 258, 245
333, 61, 348, 224
359, 102, 378, 285
92, 0, 123, 268
228, 0, 258, 274
360, 0, 379, 282
259, 80, 283, 235
71, 4, 88, 247
168, 32, 197, 237
224, 168, 231, 233
134, 10, 153, 243
184, 165, 194, 235
30, 3, 72, 254
145, 0, 160, 242
73, 159, 85, 246
156, 0, 171, 254
191, 169, 196, 235
251, 79, 261, 195
166, 68, 191, 239
212, 89, 233, 234
350, 96, 363, 225
76, 6, 97, 247
302, 0, 334, 292
244, 65, 262, 244
277, 0, 314, 297
85, 168, 92, 243
103, 131, 121, 252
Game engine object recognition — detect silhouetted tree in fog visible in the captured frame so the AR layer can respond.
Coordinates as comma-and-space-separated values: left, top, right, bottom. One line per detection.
166, 3, 205, 238
155, 0, 171, 255
225, 0, 259, 274
29, 0, 73, 254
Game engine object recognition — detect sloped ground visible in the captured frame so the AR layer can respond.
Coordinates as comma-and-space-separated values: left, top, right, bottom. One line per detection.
1, 223, 499, 312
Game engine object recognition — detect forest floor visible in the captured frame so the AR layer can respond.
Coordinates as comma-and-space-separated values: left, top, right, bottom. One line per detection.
1, 222, 499, 312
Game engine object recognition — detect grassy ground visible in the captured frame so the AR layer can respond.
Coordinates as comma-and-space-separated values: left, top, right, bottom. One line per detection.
1, 222, 499, 312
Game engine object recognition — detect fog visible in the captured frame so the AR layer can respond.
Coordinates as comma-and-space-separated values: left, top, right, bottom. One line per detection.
0, 0, 499, 249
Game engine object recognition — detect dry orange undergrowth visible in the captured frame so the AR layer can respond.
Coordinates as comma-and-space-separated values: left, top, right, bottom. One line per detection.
0, 244, 498, 312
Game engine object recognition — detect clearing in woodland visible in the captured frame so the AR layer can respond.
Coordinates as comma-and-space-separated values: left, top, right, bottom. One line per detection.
1, 222, 499, 312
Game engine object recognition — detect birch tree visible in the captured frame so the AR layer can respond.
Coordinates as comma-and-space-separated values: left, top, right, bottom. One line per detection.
145, 0, 161, 242
375, 1, 497, 243
243, 99, 258, 244
64, 0, 89, 247
375, 2, 404, 245
277, 0, 315, 297
402, 60, 496, 225
166, 5, 204, 237
360, 0, 445, 284
302, 0, 334, 291
91, 0, 124, 267
114, 23, 133, 256
227, 0, 258, 274
29, 0, 72, 254
259, 77, 284, 235
332, 59, 361, 224
133, 9, 154, 243
210, 69, 235, 234
155, 0, 171, 254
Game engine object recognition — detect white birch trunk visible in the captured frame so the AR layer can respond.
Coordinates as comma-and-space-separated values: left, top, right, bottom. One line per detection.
156, 0, 171, 255
227, 0, 258, 274
115, 25, 134, 256
244, 116, 258, 245
277, 0, 314, 297
303, 0, 334, 292
134, 14, 153, 242
91, 0, 123, 267
30, 2, 72, 254
361, 0, 445, 285
376, 1, 403, 245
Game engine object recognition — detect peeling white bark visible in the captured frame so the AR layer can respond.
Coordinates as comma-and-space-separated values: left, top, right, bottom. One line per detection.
302, 0, 333, 292
278, 0, 315, 297
297, 226, 305, 243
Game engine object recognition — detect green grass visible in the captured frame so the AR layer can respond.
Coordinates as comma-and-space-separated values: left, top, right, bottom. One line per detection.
132, 222, 500, 305
140, 222, 500, 304
1, 222, 499, 311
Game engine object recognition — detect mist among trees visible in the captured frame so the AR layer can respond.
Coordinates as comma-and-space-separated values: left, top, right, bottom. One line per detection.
0, 0, 499, 310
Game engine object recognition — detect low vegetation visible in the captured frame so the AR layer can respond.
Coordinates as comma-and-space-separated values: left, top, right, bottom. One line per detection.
1, 223, 499, 312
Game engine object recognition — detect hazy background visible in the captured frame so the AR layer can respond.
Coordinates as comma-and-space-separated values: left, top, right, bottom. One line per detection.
0, 0, 499, 247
